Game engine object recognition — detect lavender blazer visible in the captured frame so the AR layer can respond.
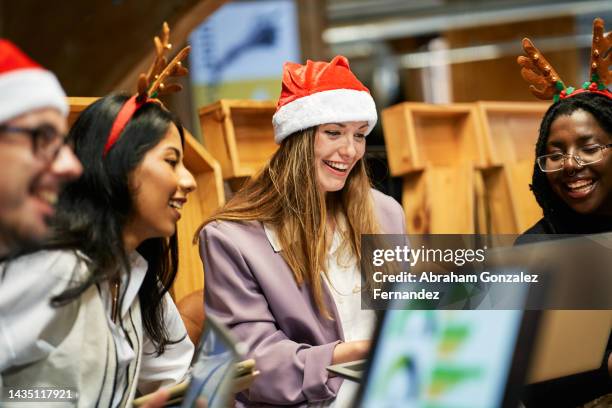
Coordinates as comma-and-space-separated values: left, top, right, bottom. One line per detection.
199, 189, 406, 406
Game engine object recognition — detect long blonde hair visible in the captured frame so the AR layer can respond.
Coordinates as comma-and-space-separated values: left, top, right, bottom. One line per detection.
199, 127, 380, 316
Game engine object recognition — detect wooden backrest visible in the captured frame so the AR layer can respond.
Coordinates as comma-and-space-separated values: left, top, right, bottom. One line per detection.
198, 99, 278, 179
382, 101, 546, 234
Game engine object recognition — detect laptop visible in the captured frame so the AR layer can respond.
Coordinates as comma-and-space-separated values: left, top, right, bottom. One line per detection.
181, 315, 246, 408
346, 237, 552, 407
527, 309, 612, 383
353, 308, 539, 408
487, 233, 612, 383
349, 232, 612, 407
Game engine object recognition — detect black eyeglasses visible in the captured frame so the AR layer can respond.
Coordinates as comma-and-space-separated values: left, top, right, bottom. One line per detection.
0, 124, 67, 161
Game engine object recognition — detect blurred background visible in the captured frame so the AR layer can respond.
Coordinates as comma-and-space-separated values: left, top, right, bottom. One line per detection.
2, 0, 611, 202
4, 0, 611, 309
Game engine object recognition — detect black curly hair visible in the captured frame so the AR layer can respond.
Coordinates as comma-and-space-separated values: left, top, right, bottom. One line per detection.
530, 92, 612, 233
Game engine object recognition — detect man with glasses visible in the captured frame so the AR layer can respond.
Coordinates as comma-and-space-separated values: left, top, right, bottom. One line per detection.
0, 40, 82, 258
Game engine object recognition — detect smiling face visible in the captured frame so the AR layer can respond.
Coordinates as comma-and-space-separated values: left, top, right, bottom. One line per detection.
545, 109, 612, 216
314, 121, 367, 193
0, 108, 82, 253
124, 123, 196, 248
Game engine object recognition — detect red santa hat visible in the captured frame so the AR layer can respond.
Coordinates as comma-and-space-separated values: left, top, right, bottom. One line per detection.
272, 55, 377, 144
0, 39, 68, 124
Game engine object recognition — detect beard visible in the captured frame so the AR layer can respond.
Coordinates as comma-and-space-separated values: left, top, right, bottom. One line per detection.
0, 218, 47, 261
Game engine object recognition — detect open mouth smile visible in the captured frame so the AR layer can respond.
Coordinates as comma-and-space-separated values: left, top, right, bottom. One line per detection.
29, 185, 58, 219
563, 178, 597, 199
323, 160, 350, 174
168, 199, 185, 209
168, 197, 187, 221
34, 190, 58, 206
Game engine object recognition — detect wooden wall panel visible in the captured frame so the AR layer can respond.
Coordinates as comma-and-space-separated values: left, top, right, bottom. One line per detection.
445, 16, 579, 102
2, 0, 227, 96
198, 99, 277, 179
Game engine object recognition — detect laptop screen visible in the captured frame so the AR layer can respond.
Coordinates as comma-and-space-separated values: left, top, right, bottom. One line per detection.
359, 310, 525, 408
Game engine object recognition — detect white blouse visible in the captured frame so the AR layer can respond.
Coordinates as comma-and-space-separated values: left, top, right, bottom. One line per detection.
317, 229, 376, 408
263, 224, 376, 408
0, 250, 193, 406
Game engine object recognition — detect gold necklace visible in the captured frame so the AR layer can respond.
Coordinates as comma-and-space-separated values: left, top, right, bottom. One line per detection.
110, 279, 120, 323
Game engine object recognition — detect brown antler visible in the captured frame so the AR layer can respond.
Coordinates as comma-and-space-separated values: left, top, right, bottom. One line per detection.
517, 38, 565, 100
136, 22, 190, 102
590, 18, 611, 87
148, 47, 190, 96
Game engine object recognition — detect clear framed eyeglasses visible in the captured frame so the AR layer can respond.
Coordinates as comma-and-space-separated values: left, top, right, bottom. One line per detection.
537, 144, 612, 172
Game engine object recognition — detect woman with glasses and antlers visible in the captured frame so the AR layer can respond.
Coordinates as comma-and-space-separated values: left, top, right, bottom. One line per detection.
517, 18, 612, 238
0, 24, 197, 407
515, 18, 612, 408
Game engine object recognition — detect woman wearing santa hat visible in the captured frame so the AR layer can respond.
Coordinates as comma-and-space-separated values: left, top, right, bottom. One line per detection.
198, 55, 406, 406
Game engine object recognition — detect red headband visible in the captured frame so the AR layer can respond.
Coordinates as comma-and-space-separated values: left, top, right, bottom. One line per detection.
103, 96, 147, 156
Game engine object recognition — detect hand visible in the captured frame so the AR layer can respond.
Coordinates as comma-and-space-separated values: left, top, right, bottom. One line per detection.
331, 340, 371, 365
233, 370, 260, 393
139, 388, 169, 408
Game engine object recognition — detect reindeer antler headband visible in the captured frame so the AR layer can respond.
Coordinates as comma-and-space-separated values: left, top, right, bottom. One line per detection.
104, 22, 190, 156
517, 17, 611, 102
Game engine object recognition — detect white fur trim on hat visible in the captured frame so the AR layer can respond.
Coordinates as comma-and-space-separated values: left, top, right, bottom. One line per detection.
0, 68, 68, 124
272, 88, 377, 144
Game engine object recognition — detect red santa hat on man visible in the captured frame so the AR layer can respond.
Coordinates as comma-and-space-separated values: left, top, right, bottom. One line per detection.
0, 39, 68, 124
272, 55, 377, 144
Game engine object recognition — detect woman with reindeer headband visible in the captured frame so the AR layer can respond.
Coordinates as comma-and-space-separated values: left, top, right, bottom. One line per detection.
517, 17, 612, 239
198, 56, 406, 406
0, 24, 196, 407
516, 18, 612, 407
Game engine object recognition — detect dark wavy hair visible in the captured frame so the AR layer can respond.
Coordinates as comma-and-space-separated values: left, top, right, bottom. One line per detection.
531, 92, 612, 233
47, 93, 184, 354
